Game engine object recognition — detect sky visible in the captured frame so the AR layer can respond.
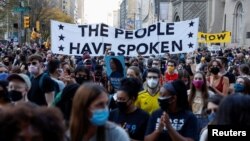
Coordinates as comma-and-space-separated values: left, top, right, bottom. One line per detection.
84, 0, 121, 26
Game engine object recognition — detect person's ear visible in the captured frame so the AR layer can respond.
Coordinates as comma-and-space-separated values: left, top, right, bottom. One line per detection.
39, 62, 44, 68
170, 95, 177, 104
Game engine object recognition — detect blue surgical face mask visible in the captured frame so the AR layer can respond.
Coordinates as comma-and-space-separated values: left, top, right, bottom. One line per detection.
234, 83, 245, 93
90, 107, 109, 126
0, 73, 9, 80
208, 112, 216, 122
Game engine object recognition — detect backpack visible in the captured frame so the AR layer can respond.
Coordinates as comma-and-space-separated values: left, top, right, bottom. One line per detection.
30, 73, 60, 97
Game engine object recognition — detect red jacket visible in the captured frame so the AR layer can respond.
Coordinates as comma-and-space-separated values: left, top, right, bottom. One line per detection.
165, 72, 179, 82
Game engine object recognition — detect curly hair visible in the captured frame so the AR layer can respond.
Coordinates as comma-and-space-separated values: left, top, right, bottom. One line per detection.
118, 78, 142, 101
0, 102, 65, 141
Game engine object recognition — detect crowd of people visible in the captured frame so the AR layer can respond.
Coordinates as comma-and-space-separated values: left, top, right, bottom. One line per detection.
0, 42, 250, 141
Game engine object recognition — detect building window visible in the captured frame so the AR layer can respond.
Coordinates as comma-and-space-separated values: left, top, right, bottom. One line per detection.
233, 2, 243, 43
174, 12, 180, 22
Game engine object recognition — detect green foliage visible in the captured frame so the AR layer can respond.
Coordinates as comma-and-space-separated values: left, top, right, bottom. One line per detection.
28, 0, 74, 40
0, 0, 73, 40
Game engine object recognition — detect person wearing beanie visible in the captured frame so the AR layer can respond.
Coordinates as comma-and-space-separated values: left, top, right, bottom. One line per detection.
7, 73, 31, 103
145, 80, 198, 141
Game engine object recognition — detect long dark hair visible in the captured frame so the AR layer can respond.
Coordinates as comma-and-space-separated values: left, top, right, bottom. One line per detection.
0, 80, 10, 103
118, 78, 142, 101
110, 58, 124, 77
55, 84, 80, 126
171, 80, 191, 111
70, 83, 107, 141
189, 72, 209, 112
0, 102, 65, 141
178, 69, 191, 89
214, 94, 250, 125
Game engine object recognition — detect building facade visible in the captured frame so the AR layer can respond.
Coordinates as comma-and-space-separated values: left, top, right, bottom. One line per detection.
119, 0, 127, 29
119, 0, 144, 29
57, 0, 84, 24
113, 10, 120, 28
208, 0, 250, 47
76, 0, 84, 24
171, 0, 207, 32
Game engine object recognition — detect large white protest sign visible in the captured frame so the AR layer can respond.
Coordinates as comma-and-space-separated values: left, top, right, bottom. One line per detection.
51, 18, 199, 56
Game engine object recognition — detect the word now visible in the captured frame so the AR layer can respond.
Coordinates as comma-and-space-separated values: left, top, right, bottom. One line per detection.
201, 34, 226, 41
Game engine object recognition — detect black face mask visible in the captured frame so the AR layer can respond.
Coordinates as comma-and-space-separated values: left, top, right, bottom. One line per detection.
9, 90, 23, 102
158, 96, 172, 112
0, 90, 7, 99
117, 101, 129, 112
125, 62, 130, 67
3, 61, 9, 66
75, 77, 88, 84
210, 67, 220, 75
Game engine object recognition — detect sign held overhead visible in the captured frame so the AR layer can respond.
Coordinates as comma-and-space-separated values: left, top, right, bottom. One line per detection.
51, 18, 199, 56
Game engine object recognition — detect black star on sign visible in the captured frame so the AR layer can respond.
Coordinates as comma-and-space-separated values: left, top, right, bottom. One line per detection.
59, 34, 65, 41
188, 32, 193, 38
59, 24, 64, 30
58, 45, 64, 51
188, 43, 194, 48
189, 21, 194, 27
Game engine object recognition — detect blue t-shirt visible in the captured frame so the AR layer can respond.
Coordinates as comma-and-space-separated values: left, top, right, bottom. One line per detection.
109, 71, 124, 90
145, 109, 199, 141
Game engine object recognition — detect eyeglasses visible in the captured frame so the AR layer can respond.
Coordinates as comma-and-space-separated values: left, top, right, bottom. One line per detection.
206, 108, 217, 114
28, 62, 38, 66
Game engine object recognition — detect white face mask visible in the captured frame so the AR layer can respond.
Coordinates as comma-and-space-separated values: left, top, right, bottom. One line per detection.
152, 65, 159, 68
28, 65, 39, 74
147, 78, 159, 89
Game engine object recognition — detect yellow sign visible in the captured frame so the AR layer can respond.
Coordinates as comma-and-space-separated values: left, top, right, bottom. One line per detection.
36, 21, 40, 32
198, 32, 231, 43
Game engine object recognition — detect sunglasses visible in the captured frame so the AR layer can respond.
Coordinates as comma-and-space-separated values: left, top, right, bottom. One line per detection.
28, 62, 38, 66
206, 108, 217, 114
